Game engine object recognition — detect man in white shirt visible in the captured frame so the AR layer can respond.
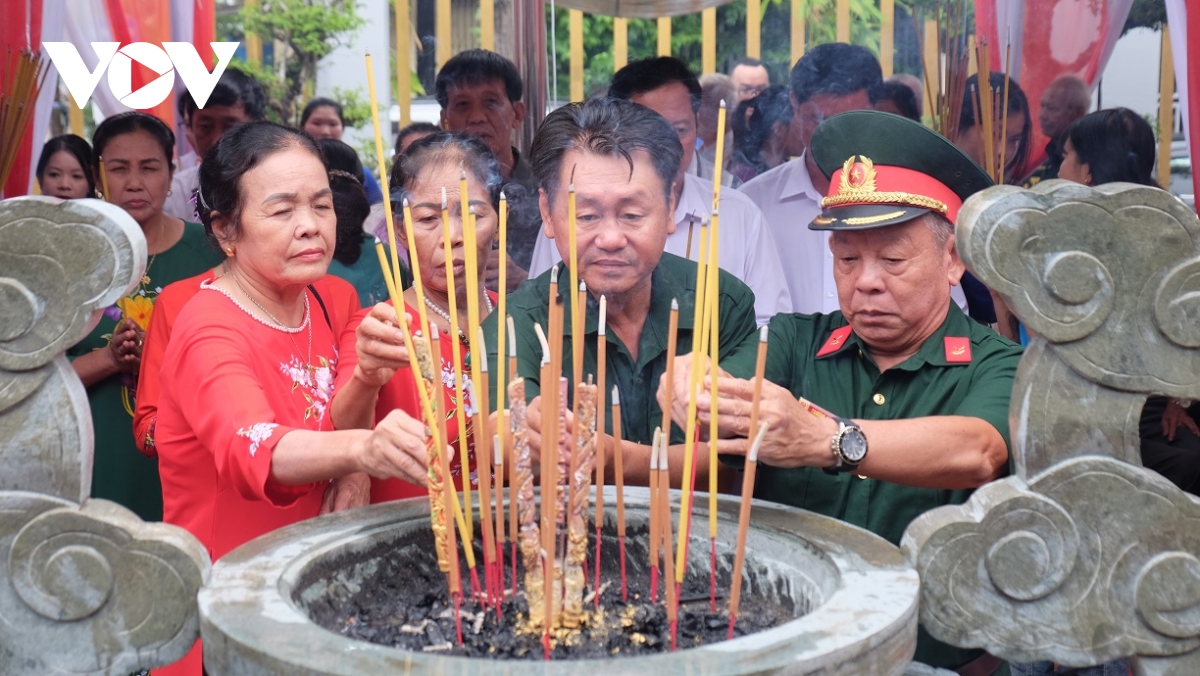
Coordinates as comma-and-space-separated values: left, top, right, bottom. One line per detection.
526, 57, 791, 325
739, 43, 969, 315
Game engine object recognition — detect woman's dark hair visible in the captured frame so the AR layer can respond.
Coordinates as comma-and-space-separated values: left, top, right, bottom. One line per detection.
394, 121, 442, 156
318, 138, 369, 264
731, 85, 792, 177
1065, 107, 1157, 187
958, 72, 1032, 184
388, 131, 503, 221
91, 111, 176, 172
197, 121, 326, 240
36, 134, 96, 196
300, 97, 344, 127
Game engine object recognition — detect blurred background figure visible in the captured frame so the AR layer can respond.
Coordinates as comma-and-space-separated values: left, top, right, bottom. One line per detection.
693, 72, 739, 187
36, 134, 95, 199
729, 56, 770, 103
71, 112, 224, 523
1057, 107, 1153, 187
954, 72, 1033, 186
394, 121, 441, 157
1026, 74, 1092, 185
886, 73, 925, 120
873, 80, 922, 121
319, 138, 394, 307
729, 85, 797, 183
301, 97, 384, 205
164, 69, 266, 220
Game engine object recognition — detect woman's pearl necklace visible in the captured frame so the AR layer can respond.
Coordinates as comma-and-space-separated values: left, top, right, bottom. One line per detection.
423, 293, 494, 345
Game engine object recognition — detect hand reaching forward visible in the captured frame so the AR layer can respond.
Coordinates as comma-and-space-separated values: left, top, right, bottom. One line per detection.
356, 408, 434, 484
353, 303, 412, 388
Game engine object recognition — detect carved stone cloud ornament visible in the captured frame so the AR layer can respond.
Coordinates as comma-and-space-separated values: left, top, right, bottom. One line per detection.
902, 180, 1200, 674
0, 196, 209, 675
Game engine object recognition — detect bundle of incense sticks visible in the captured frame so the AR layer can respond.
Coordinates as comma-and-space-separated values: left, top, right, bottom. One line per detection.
0, 48, 49, 194
914, 1, 972, 140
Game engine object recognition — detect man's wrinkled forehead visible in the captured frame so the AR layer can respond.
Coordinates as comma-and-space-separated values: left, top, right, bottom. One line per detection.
551, 148, 664, 202
445, 77, 514, 103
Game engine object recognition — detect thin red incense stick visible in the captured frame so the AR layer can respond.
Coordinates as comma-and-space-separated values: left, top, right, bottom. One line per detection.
612, 386, 627, 601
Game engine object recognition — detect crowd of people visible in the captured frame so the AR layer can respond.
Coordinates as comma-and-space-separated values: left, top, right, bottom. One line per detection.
31, 41, 1188, 676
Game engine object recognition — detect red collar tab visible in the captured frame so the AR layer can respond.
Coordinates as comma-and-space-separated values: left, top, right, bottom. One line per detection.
944, 336, 972, 363
817, 325, 854, 357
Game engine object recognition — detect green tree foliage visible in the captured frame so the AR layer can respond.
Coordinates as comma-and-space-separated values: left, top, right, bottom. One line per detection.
240, 0, 365, 124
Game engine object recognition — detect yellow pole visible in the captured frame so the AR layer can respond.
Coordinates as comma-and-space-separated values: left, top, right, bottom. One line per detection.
836, 0, 850, 43
702, 9, 716, 74
245, 0, 262, 65
69, 98, 84, 137
481, 0, 495, 51
924, 20, 939, 118
436, 0, 451, 68
791, 0, 805, 66
1158, 27, 1175, 190
657, 17, 671, 57
396, 0, 412, 127
570, 9, 584, 102
614, 18, 628, 71
746, 0, 761, 59
880, 0, 894, 78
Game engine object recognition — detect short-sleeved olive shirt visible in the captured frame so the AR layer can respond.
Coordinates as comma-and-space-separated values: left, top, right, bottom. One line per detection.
721, 302, 1022, 670
482, 252, 758, 445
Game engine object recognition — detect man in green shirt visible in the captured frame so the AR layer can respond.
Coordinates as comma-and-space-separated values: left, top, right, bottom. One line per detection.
481, 97, 757, 485
662, 110, 1023, 673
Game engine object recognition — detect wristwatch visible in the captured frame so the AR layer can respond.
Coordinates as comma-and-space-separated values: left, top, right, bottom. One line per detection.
824, 417, 868, 474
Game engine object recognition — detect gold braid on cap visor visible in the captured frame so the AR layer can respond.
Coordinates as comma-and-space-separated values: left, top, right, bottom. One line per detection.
820, 190, 949, 214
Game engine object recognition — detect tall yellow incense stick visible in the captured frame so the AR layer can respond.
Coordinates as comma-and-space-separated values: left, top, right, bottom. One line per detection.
364, 52, 405, 303
461, 176, 495, 567
567, 180, 583, 393
711, 101, 727, 207
441, 186, 475, 544
402, 198, 433, 347
431, 324, 464, 597
506, 315, 519, 549
676, 223, 709, 583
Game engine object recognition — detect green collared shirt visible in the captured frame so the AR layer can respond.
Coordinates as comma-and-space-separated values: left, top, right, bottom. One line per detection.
482, 252, 758, 445
721, 302, 1022, 671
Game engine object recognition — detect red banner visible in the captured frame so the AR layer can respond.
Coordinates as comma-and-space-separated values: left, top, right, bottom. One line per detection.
976, 0, 1132, 179
1, 0, 44, 197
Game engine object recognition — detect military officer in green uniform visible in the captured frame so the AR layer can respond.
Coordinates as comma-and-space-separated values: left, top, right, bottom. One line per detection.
661, 110, 1023, 673
481, 97, 758, 486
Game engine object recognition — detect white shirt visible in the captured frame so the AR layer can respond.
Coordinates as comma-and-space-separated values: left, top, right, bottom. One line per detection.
739, 153, 966, 314
527, 173, 792, 326
164, 164, 200, 222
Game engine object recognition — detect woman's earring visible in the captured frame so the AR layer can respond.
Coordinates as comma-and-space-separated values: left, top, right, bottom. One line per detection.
167, 189, 173, 196
224, 247, 235, 257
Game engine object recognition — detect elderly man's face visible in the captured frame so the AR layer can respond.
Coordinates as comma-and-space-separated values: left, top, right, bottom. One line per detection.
441, 79, 526, 161
831, 217, 964, 355
1039, 85, 1080, 140
540, 149, 676, 299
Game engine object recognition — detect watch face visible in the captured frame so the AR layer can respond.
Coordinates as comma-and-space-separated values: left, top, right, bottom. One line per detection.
840, 427, 868, 463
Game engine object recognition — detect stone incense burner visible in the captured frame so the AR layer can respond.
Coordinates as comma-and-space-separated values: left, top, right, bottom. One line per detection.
199, 487, 918, 675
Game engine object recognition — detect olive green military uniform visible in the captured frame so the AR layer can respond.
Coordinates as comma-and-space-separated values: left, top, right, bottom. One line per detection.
722, 303, 1022, 669
482, 252, 758, 445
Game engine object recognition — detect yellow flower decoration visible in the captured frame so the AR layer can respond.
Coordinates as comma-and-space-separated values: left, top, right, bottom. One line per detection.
117, 295, 155, 330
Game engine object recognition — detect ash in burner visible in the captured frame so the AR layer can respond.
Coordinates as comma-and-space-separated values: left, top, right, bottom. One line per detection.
297, 521, 797, 659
